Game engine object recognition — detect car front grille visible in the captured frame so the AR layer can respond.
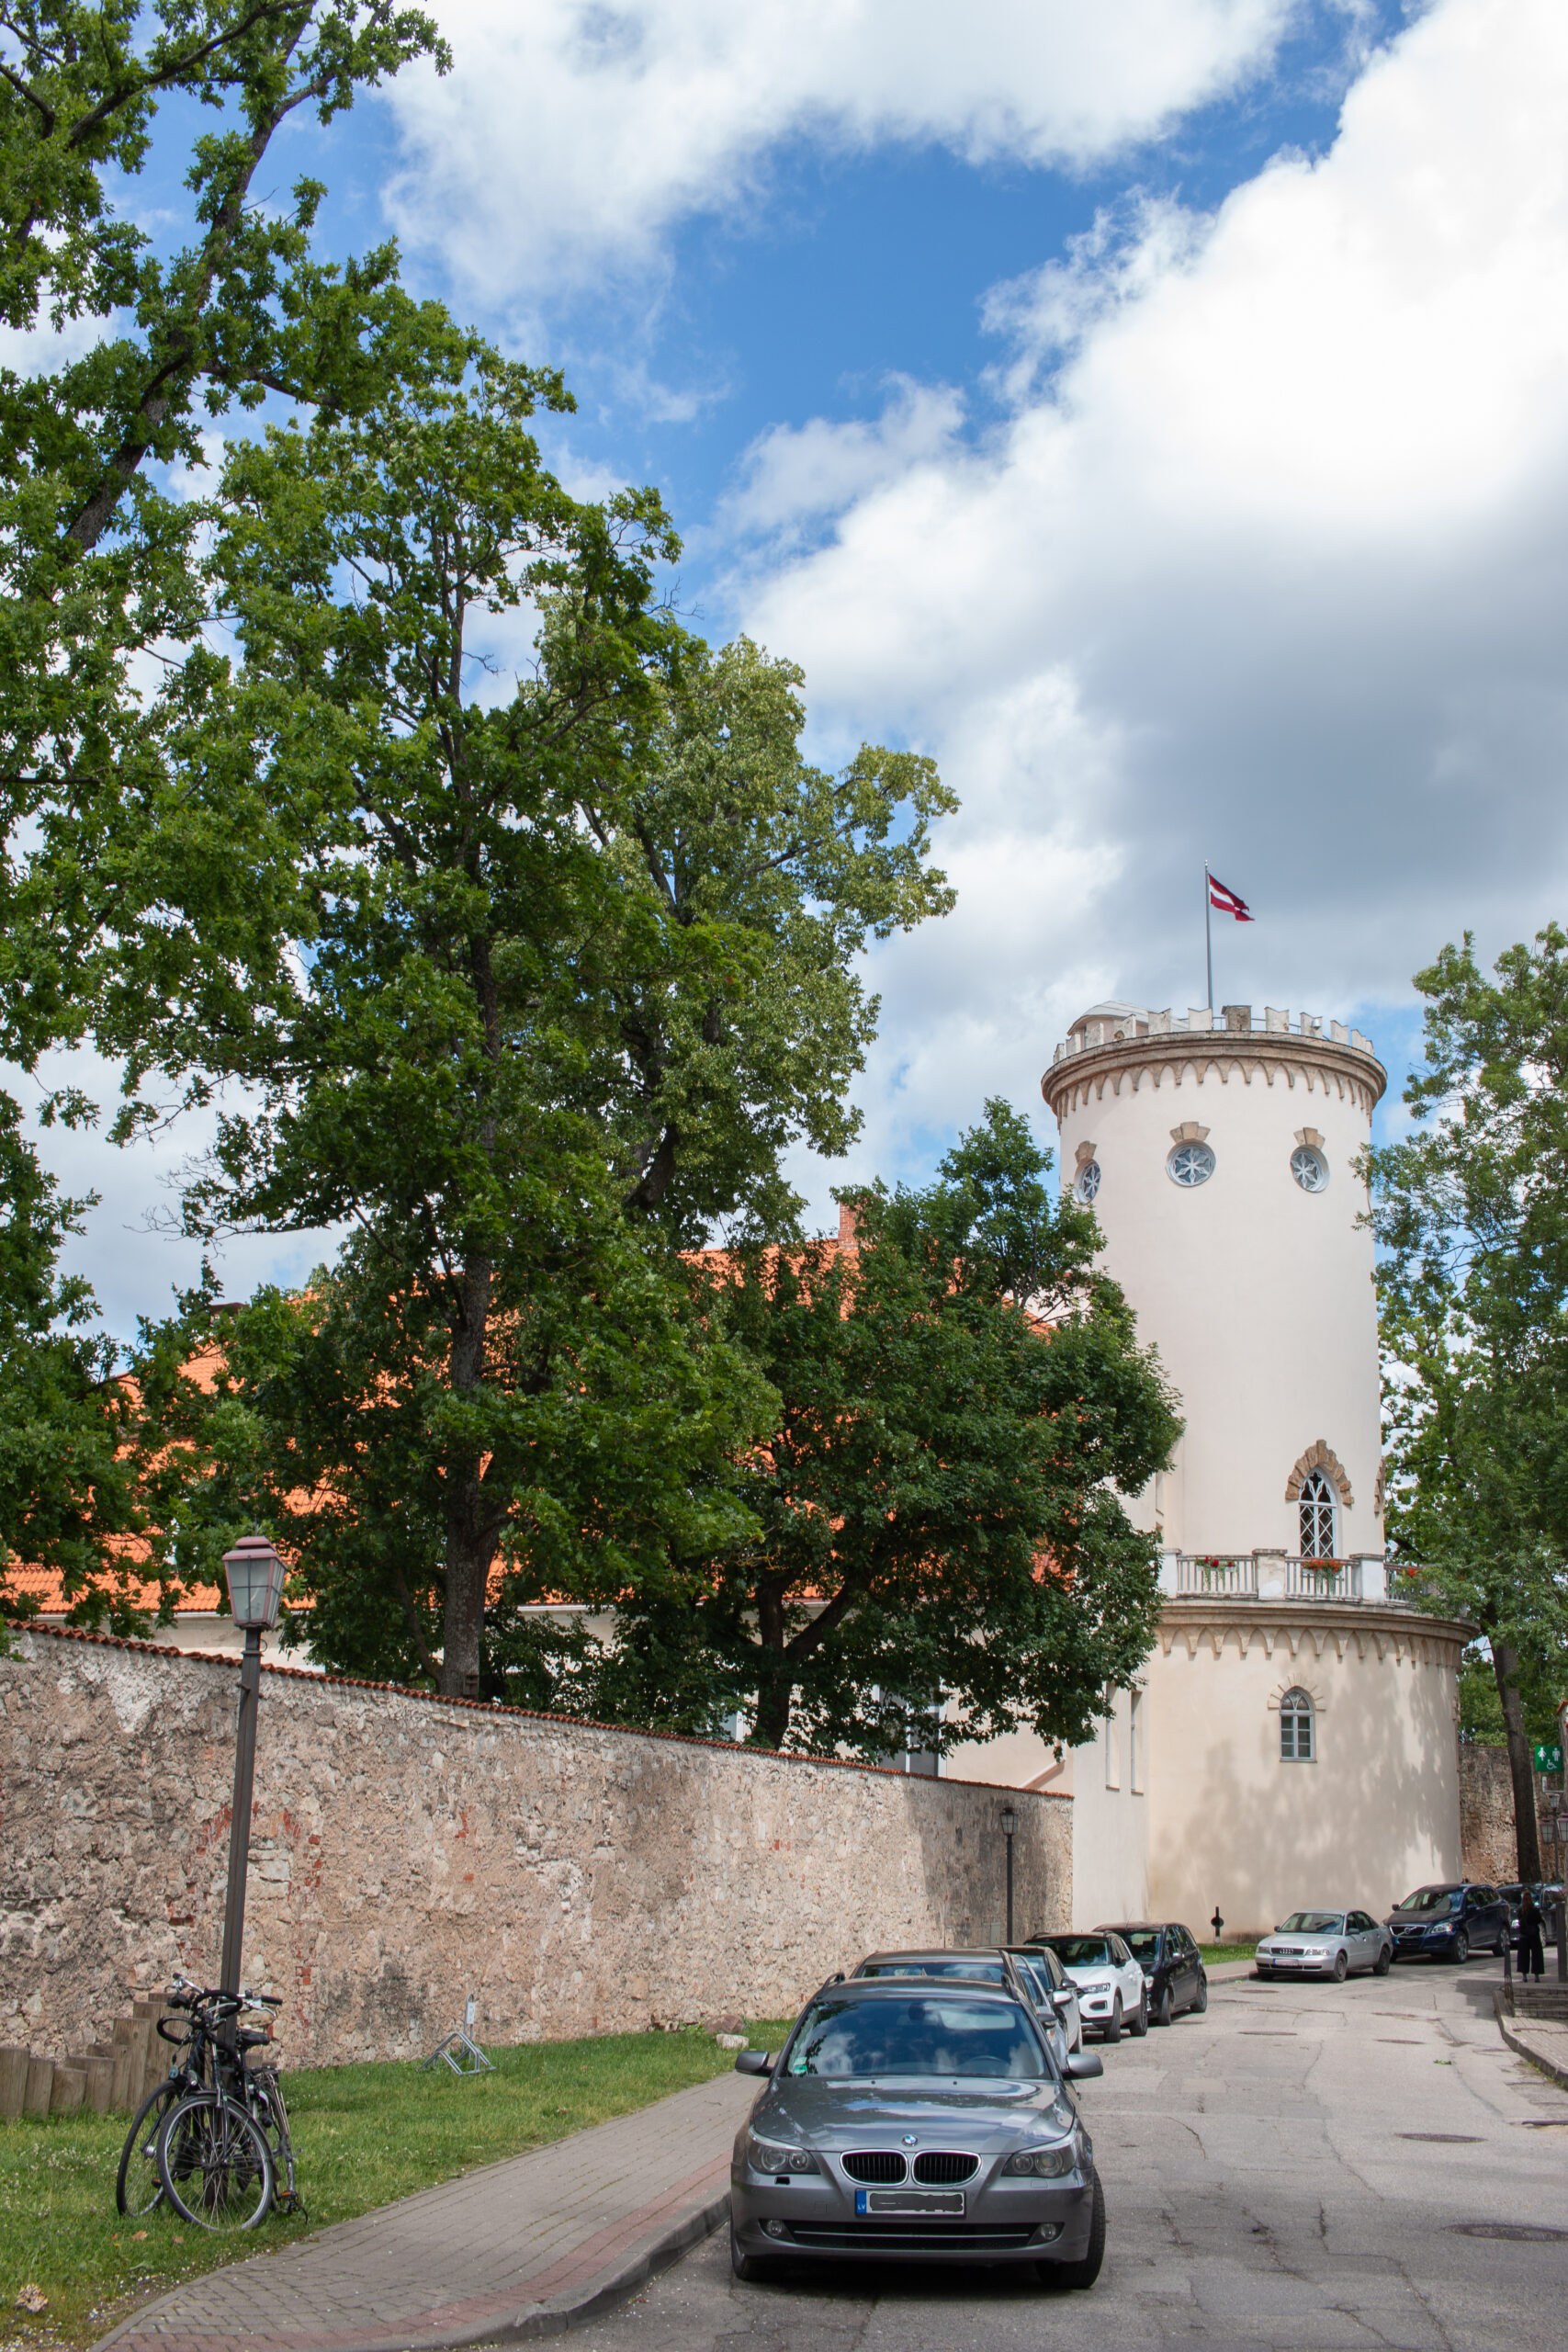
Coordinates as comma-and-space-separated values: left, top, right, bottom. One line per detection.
841, 2150, 906, 2184
913, 2152, 978, 2185
787, 2222, 1037, 2251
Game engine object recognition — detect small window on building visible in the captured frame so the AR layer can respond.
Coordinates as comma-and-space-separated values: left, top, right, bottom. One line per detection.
1103, 1687, 1120, 1789
1075, 1158, 1101, 1203
1291, 1144, 1328, 1192
1168, 1140, 1215, 1188
1129, 1688, 1145, 1793
1299, 1467, 1337, 1559
1280, 1688, 1314, 1762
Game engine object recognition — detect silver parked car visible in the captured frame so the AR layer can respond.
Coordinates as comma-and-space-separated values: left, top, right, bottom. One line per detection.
850, 1948, 1078, 2067
729, 1975, 1106, 2287
1007, 1943, 1085, 2057
1254, 1909, 1393, 1980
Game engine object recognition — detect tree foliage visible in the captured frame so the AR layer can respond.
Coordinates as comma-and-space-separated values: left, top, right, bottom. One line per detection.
580, 1102, 1181, 1758
33, 320, 954, 1692
1370, 926, 1568, 1878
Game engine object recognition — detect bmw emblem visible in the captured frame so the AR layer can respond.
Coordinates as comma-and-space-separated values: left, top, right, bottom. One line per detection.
901, 2133, 919, 2146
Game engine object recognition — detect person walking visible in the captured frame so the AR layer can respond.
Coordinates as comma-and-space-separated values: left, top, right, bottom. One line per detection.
1517, 1886, 1546, 1983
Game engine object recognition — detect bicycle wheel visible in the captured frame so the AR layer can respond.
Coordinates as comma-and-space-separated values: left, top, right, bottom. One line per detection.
248, 2069, 297, 2203
158, 2091, 274, 2232
117, 2081, 183, 2217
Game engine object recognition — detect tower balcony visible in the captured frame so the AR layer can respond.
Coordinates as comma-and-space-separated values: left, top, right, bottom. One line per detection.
1159, 1552, 1408, 1607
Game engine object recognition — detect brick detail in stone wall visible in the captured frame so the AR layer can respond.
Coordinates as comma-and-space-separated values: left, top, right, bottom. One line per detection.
0, 1628, 1072, 2069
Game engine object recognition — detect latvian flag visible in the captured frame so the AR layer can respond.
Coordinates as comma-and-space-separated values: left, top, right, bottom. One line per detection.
1208, 874, 1254, 922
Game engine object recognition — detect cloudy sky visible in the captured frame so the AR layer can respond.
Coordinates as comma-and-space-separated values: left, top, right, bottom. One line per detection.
31, 0, 1568, 1332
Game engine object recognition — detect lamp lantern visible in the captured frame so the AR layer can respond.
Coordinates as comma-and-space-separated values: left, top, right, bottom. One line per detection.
222, 1532, 287, 1631
1000, 1805, 1018, 1839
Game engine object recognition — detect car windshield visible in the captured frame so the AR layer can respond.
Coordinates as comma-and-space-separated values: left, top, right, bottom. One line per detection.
784, 1995, 1048, 2080
1277, 1913, 1344, 1934
1043, 1936, 1114, 1968
1116, 1930, 1161, 1961
856, 1958, 1006, 1982
1395, 1888, 1461, 1915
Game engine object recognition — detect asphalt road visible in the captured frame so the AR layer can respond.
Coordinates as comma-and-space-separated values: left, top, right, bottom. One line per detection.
577, 1955, 1568, 2352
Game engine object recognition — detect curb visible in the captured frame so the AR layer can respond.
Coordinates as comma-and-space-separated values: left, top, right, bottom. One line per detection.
1494, 1991, 1568, 2095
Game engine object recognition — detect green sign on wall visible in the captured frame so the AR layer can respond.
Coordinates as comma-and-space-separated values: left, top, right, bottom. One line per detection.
1534, 1742, 1564, 1773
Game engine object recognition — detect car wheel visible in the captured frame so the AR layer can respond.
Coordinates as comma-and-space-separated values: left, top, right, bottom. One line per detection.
1154, 1982, 1173, 2028
1129, 1988, 1149, 2038
1373, 1944, 1392, 1976
1191, 1973, 1208, 2015
1332, 1951, 1348, 1984
1040, 2169, 1106, 2290
1451, 1930, 1470, 1965
730, 2226, 776, 2285
1103, 1996, 1122, 2044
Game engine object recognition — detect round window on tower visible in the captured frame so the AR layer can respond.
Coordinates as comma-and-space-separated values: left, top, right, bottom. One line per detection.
1167, 1140, 1215, 1189
1291, 1144, 1328, 1193
1075, 1159, 1101, 1203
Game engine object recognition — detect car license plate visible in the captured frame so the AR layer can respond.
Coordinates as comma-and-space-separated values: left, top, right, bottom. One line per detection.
855, 2188, 964, 2216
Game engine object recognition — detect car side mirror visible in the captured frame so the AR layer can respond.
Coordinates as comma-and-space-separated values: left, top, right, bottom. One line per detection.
1066, 2050, 1104, 2081
1052, 1988, 1074, 2007
734, 2049, 773, 2075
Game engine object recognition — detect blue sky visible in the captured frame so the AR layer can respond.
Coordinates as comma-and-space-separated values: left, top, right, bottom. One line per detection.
29, 0, 1568, 1328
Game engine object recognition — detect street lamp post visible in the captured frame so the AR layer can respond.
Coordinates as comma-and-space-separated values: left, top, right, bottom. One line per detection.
1000, 1805, 1018, 1946
218, 1535, 288, 2007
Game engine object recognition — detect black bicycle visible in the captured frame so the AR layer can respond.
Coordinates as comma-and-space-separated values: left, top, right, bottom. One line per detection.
153, 1985, 297, 2231
115, 1973, 230, 2217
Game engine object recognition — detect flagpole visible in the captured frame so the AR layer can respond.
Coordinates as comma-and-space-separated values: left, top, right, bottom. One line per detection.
1203, 865, 1213, 1012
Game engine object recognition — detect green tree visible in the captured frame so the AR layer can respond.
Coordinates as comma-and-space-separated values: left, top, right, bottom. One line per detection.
588, 1102, 1181, 1757
1370, 925, 1568, 1880
0, 1096, 203, 1634
78, 332, 953, 1695
0, 0, 446, 1627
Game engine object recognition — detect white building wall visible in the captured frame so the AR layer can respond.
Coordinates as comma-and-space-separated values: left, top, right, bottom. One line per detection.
1043, 1007, 1385, 1560
946, 1686, 1148, 1931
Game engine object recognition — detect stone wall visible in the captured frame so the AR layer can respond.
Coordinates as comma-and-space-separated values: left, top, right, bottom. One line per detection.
0, 1628, 1072, 2069
1459, 1742, 1562, 1883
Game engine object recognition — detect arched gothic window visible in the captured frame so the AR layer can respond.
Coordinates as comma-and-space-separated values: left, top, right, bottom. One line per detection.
1299, 1467, 1337, 1560
1280, 1688, 1314, 1762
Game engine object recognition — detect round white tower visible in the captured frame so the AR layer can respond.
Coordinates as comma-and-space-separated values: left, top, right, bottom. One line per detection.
1041, 1001, 1386, 1572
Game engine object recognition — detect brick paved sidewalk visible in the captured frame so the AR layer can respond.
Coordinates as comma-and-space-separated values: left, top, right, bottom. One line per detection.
96, 2070, 760, 2352
1498, 2009, 1568, 2092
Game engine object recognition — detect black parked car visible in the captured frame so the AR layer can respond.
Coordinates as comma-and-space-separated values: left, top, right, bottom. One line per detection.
1385, 1882, 1508, 1963
1094, 1921, 1208, 2027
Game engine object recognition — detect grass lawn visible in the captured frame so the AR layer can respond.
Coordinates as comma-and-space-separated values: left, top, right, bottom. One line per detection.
0, 2019, 795, 2350
1200, 1941, 1259, 1964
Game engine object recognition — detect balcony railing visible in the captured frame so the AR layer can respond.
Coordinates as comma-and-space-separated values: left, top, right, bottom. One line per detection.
1171, 1555, 1258, 1597
1162, 1555, 1405, 1606
1284, 1556, 1359, 1601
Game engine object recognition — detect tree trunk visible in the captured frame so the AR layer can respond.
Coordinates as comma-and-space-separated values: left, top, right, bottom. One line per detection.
1493, 1636, 1543, 1882
440, 1253, 498, 1700
750, 1577, 792, 1749
441, 1500, 494, 1700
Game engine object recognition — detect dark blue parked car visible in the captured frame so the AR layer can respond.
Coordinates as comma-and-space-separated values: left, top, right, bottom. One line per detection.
1385, 1882, 1508, 1963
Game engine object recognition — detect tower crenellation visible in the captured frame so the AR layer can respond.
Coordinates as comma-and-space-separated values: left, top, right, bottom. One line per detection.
1052, 1001, 1374, 1060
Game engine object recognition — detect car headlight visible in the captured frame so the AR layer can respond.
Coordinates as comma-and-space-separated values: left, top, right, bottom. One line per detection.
1003, 2142, 1077, 2177
745, 2133, 819, 2175
1423, 1924, 1450, 1939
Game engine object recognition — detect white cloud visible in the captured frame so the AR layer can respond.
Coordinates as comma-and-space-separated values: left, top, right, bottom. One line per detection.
725, 0, 1568, 1204
385, 0, 1294, 297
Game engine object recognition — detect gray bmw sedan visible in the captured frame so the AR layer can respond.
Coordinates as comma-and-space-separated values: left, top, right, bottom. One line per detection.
728, 1975, 1105, 2287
